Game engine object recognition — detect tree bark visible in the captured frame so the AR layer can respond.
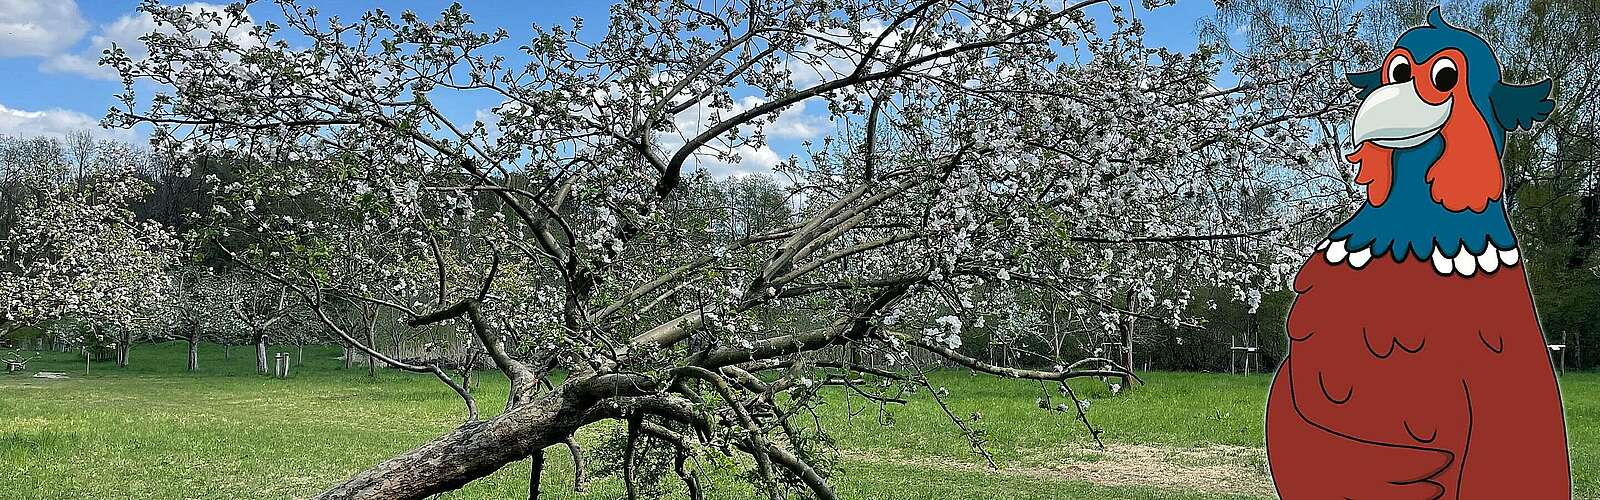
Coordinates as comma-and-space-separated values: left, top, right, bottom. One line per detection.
565, 437, 588, 492
623, 412, 642, 500
187, 328, 200, 372
256, 333, 269, 374
528, 448, 545, 500
314, 375, 656, 500
366, 328, 378, 378
115, 333, 130, 368
1120, 288, 1136, 390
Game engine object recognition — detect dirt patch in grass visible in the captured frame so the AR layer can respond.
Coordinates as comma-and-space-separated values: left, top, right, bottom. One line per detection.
845, 443, 1274, 497
1039, 443, 1272, 496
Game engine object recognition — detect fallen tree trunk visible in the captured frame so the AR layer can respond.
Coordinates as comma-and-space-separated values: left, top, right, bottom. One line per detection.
315, 401, 573, 499
315, 374, 655, 500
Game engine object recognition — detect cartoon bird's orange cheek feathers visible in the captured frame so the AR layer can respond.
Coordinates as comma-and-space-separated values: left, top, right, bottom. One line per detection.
1426, 99, 1502, 213
1417, 49, 1503, 213
1346, 143, 1394, 207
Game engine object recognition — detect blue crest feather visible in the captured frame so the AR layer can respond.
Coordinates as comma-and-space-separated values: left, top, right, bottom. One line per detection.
1427, 7, 1450, 29
1347, 68, 1382, 100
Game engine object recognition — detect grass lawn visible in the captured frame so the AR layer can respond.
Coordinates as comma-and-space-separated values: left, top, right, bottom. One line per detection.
1, 341, 1593, 499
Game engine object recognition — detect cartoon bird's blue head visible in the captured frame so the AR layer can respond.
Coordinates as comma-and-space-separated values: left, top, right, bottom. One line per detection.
1327, 8, 1555, 263
1346, 7, 1553, 156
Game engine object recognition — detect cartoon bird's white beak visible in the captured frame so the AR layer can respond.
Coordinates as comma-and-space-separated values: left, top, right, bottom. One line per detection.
1350, 83, 1452, 149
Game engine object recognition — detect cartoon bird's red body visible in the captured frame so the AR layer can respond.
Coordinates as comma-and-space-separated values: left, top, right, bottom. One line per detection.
1267, 255, 1569, 498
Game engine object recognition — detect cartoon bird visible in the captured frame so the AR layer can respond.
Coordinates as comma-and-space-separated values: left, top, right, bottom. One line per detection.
1265, 9, 1569, 499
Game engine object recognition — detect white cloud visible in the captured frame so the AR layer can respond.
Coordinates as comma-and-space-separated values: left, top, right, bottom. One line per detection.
0, 101, 133, 142
474, 108, 500, 129
38, 52, 103, 78
0, 0, 89, 57
662, 95, 829, 176
672, 96, 827, 140
768, 100, 828, 140
785, 19, 903, 88
42, 2, 258, 80
691, 143, 787, 178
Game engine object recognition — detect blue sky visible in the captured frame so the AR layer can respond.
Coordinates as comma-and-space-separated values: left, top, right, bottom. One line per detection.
0, 0, 1219, 174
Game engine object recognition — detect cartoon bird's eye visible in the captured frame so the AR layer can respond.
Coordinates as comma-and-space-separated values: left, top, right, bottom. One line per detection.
1388, 55, 1412, 83
1432, 58, 1458, 92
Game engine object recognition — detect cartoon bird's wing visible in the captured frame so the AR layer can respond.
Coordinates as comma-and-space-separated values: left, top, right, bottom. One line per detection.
1491, 79, 1554, 131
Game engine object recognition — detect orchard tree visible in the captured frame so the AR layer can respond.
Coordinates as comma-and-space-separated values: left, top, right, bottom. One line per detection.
159, 265, 239, 371
112, 0, 1353, 498
0, 135, 177, 361
214, 273, 300, 374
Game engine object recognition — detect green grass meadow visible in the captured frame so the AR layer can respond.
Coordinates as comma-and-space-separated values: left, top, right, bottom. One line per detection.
1, 342, 1594, 499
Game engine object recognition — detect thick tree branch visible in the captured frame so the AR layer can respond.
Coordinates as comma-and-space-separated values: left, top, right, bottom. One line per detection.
901, 334, 1142, 384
